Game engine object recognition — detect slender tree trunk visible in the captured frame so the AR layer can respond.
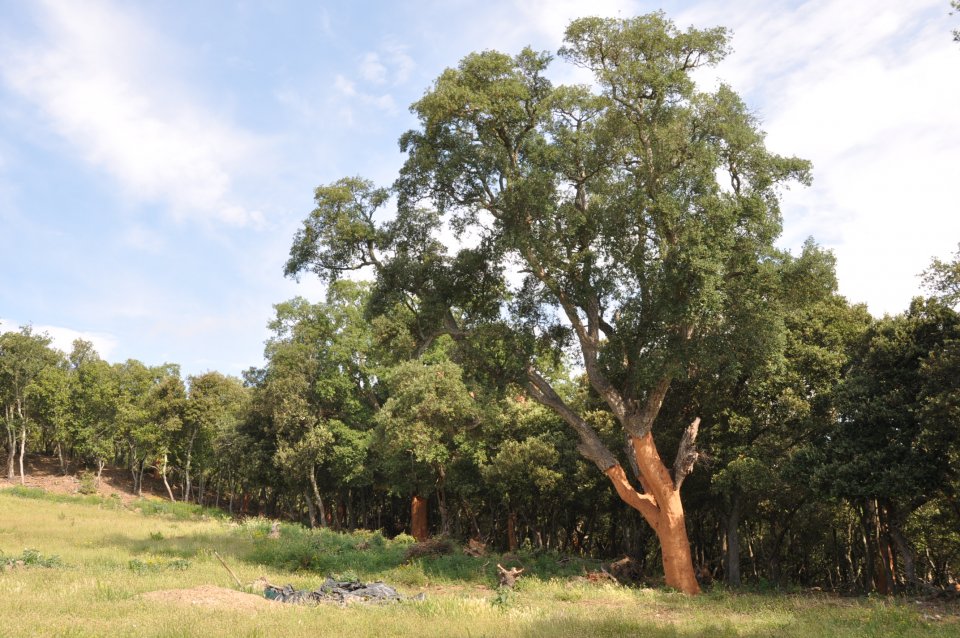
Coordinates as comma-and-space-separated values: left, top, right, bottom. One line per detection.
18, 421, 27, 485
5, 420, 16, 480
182, 431, 196, 502
411, 494, 429, 541
160, 455, 176, 502
861, 500, 879, 592
96, 459, 105, 487
725, 493, 742, 587
304, 488, 317, 528
876, 500, 896, 593
56, 442, 66, 475
436, 474, 450, 536
137, 460, 147, 498
507, 511, 518, 552
307, 467, 327, 528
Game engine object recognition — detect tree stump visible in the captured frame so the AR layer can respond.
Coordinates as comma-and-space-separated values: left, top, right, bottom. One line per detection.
497, 563, 524, 588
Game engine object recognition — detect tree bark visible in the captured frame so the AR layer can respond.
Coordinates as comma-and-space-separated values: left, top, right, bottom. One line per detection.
875, 500, 896, 594
18, 421, 27, 485
160, 454, 176, 502
507, 511, 518, 552
603, 432, 701, 594
4, 405, 14, 480
524, 368, 701, 594
889, 522, 916, 586
304, 488, 317, 528
183, 435, 195, 503
411, 494, 429, 541
307, 467, 327, 528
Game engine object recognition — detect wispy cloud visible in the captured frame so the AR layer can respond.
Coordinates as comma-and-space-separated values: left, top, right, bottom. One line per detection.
0, 0, 266, 228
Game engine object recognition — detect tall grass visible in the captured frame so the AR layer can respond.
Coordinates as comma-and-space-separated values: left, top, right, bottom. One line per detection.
0, 488, 954, 637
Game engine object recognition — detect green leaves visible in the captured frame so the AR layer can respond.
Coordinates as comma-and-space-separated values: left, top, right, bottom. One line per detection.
285, 177, 390, 283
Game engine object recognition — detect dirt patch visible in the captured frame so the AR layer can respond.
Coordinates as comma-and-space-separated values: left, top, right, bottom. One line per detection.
140, 585, 280, 611
0, 454, 170, 505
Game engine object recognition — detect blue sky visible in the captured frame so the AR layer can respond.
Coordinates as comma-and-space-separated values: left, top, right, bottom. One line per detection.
1, 0, 958, 378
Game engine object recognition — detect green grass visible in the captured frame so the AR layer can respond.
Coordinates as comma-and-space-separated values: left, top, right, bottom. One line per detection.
0, 487, 957, 637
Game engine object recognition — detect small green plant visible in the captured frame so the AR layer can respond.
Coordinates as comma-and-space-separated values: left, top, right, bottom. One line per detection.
392, 532, 416, 545
331, 569, 360, 583
149, 531, 164, 541
2, 548, 63, 568
128, 556, 190, 574
491, 586, 516, 610
77, 471, 97, 495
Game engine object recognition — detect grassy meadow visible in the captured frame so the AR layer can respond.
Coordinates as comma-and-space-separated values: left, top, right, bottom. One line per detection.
0, 487, 956, 638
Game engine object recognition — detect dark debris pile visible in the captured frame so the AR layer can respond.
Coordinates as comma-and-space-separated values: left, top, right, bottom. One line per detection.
263, 577, 424, 606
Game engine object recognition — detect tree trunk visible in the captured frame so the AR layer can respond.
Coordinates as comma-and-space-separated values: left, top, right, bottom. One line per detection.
96, 459, 105, 487
725, 493, 742, 587
18, 421, 27, 485
507, 511, 518, 552
304, 488, 317, 528
861, 500, 880, 593
137, 460, 147, 498
604, 432, 700, 594
183, 450, 193, 503
876, 500, 896, 594
889, 523, 916, 586
411, 494, 429, 541
159, 455, 176, 502
5, 422, 15, 481
307, 467, 327, 528
56, 442, 66, 475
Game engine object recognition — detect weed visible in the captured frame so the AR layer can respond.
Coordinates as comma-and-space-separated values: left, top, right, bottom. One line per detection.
128, 557, 191, 574
491, 586, 516, 609
1, 548, 63, 568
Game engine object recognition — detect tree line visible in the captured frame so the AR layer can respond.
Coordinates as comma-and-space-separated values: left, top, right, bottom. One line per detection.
2, 13, 958, 595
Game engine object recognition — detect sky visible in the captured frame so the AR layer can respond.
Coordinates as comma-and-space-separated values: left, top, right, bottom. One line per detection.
1, 0, 958, 378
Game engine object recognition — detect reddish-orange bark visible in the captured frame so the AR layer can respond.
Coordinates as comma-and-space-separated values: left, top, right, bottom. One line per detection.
601, 433, 701, 595
507, 511, 518, 552
411, 495, 429, 541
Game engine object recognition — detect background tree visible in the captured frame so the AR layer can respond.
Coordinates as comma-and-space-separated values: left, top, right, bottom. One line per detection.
182, 371, 247, 503
0, 327, 61, 482
375, 356, 480, 539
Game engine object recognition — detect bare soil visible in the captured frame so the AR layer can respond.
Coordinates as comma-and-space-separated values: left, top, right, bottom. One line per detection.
139, 585, 280, 611
0, 454, 172, 505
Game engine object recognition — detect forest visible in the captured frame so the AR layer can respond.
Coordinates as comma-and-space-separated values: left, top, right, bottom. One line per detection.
2, 14, 959, 598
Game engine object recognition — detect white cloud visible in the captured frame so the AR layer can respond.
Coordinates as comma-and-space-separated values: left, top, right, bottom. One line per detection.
380, 42, 415, 85
360, 52, 388, 84
0, 319, 119, 361
0, 0, 267, 228
673, 0, 960, 315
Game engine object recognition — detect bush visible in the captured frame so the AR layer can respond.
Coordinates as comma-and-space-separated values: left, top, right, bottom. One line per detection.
78, 471, 97, 495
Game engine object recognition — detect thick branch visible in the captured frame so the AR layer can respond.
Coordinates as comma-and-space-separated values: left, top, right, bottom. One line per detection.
672, 417, 701, 490
628, 374, 672, 437
525, 367, 617, 471
520, 245, 629, 423
604, 464, 660, 526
